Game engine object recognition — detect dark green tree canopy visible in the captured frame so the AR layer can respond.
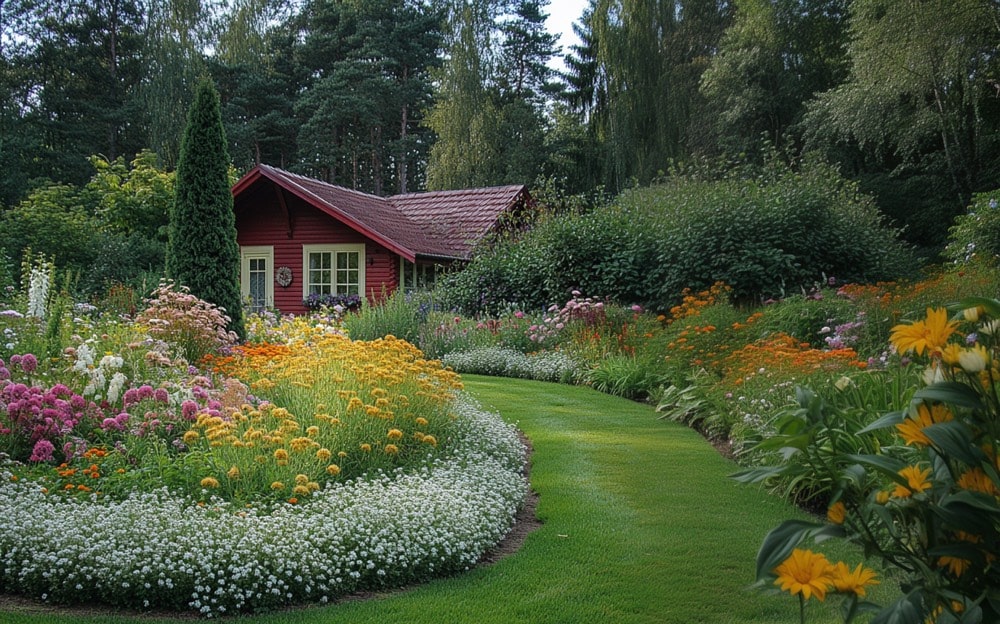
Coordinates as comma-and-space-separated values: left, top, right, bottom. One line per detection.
166, 78, 244, 339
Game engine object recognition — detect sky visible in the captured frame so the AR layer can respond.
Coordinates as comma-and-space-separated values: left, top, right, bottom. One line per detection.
544, 0, 589, 68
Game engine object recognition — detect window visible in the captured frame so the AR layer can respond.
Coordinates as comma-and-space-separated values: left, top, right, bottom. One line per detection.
400, 259, 438, 292
240, 246, 274, 312
303, 244, 365, 297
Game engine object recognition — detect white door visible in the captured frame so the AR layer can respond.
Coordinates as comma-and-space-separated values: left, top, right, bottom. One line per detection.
240, 246, 274, 312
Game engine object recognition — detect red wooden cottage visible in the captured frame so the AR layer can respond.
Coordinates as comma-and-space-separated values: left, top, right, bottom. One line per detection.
231, 164, 530, 315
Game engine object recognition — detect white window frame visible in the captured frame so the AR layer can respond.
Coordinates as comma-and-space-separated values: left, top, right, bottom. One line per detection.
302, 244, 366, 298
400, 258, 438, 292
240, 246, 274, 311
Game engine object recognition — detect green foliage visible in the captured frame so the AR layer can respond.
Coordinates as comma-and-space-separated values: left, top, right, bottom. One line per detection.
629, 157, 915, 304
944, 190, 1000, 265
342, 290, 422, 343
86, 150, 174, 241
699, 0, 849, 158
79, 233, 165, 297
755, 290, 858, 348
732, 385, 892, 506
166, 78, 244, 339
437, 157, 915, 313
748, 298, 1000, 622
0, 184, 100, 287
585, 353, 663, 400
802, 0, 1000, 227
434, 232, 551, 316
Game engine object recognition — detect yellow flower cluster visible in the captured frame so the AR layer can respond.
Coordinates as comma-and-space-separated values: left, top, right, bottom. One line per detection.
185, 334, 460, 503
773, 549, 879, 602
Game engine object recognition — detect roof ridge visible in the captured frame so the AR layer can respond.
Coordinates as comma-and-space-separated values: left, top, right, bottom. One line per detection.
259, 164, 391, 204
390, 184, 524, 200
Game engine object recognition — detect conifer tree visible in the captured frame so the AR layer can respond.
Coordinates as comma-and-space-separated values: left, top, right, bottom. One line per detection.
166, 77, 244, 339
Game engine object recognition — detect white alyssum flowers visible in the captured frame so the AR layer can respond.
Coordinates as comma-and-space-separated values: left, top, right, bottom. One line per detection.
0, 396, 527, 617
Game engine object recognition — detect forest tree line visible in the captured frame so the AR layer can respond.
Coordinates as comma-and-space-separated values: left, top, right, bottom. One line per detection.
2, 0, 999, 257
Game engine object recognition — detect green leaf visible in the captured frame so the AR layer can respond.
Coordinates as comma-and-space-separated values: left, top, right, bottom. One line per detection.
859, 410, 906, 434
939, 490, 1000, 515
957, 296, 1000, 318
923, 422, 986, 466
843, 597, 883, 624
871, 591, 925, 624
847, 454, 908, 485
841, 463, 868, 487
912, 382, 986, 410
754, 520, 843, 581
730, 466, 785, 484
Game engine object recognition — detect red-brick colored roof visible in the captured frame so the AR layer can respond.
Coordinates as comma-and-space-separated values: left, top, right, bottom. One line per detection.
232, 165, 526, 261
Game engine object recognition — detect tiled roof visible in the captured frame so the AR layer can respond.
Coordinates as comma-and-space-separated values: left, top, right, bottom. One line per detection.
392, 185, 526, 259
234, 165, 525, 261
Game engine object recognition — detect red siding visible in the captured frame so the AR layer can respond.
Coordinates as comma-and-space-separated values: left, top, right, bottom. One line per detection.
237, 187, 401, 315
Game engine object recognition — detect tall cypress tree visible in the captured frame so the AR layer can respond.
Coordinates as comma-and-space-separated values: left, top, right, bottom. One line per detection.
166, 77, 245, 339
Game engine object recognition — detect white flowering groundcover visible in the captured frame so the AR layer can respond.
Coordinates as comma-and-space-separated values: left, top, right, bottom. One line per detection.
0, 398, 528, 617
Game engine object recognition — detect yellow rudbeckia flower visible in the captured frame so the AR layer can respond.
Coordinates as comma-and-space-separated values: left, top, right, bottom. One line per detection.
890, 307, 958, 356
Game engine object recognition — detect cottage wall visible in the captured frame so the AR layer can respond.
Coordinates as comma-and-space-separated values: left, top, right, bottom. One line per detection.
236, 190, 399, 315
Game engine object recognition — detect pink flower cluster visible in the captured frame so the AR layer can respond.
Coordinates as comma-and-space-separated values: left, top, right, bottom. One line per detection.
0, 381, 102, 460
528, 291, 606, 344
135, 281, 238, 363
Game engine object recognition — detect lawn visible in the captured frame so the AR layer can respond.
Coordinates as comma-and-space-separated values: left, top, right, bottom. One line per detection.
0, 375, 887, 623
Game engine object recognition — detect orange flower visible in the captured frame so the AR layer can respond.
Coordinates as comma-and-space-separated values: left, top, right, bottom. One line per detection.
957, 468, 999, 496
827, 501, 846, 525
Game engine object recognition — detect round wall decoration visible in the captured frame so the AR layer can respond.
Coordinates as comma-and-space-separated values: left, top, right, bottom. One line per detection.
275, 266, 293, 288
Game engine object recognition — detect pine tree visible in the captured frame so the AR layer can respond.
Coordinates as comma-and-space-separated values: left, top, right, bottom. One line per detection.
166, 78, 245, 339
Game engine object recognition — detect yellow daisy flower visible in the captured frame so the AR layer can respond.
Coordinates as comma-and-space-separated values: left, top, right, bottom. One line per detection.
773, 549, 834, 601
893, 465, 933, 498
896, 403, 953, 447
890, 307, 958, 356
830, 561, 879, 597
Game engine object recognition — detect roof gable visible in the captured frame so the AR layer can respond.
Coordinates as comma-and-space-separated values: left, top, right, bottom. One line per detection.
232, 165, 526, 261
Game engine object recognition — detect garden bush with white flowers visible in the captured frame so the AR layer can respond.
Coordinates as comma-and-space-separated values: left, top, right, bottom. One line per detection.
0, 285, 527, 616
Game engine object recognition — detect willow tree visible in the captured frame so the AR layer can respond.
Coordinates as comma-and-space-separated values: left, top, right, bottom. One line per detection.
139, 0, 216, 167
801, 0, 1000, 249
166, 78, 244, 339
425, 1, 502, 190
590, 0, 728, 189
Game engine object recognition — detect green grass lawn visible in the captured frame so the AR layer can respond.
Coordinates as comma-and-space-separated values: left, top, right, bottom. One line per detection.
1, 376, 886, 623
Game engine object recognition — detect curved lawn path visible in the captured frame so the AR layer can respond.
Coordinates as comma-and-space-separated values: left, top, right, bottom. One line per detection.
2, 376, 854, 624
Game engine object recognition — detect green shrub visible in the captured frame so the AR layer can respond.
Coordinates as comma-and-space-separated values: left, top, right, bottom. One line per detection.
619, 157, 916, 305
435, 157, 916, 314
754, 289, 858, 348
943, 188, 1000, 264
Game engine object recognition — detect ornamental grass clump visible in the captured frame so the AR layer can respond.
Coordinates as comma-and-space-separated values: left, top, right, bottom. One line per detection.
749, 299, 1000, 623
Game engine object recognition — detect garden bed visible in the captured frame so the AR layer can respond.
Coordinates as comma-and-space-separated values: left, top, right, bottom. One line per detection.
0, 396, 528, 617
